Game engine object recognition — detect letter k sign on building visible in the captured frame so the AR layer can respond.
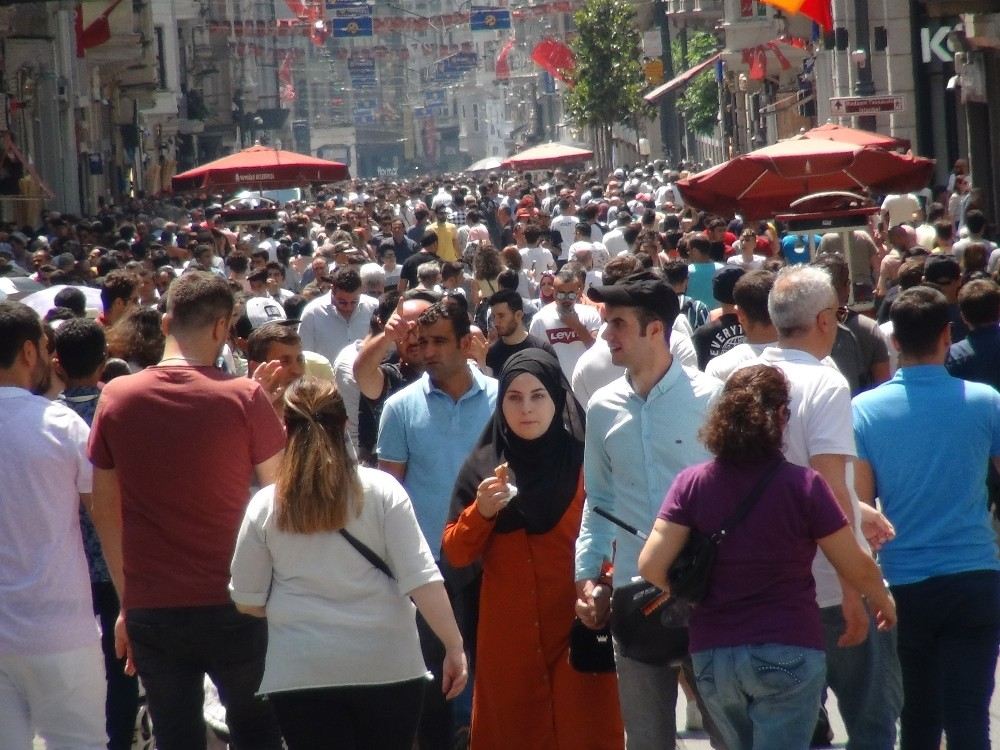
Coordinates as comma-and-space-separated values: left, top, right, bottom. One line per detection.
921, 24, 954, 64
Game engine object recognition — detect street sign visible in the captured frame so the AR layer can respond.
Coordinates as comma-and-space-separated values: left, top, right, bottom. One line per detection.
830, 95, 905, 116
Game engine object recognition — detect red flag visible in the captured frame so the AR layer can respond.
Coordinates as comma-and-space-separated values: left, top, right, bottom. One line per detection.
530, 38, 575, 86
495, 38, 514, 80
78, 0, 125, 53
279, 52, 296, 105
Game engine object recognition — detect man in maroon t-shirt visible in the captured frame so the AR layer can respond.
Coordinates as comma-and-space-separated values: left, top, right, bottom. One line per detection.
89, 272, 286, 749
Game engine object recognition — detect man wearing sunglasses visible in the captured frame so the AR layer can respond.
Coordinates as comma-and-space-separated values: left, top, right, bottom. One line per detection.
529, 266, 600, 381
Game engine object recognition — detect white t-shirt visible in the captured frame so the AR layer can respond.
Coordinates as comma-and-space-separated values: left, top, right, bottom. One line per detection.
881, 194, 921, 228
550, 214, 579, 258
230, 468, 442, 694
519, 245, 555, 274
0, 388, 95, 655
333, 340, 363, 447
705, 341, 772, 382
601, 227, 630, 257
743, 347, 865, 608
528, 302, 602, 380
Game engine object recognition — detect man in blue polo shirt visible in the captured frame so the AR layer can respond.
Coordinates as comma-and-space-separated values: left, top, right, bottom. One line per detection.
853, 285, 1000, 750
377, 296, 497, 749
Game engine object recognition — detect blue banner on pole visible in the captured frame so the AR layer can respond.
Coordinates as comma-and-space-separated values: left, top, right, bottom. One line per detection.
470, 7, 511, 31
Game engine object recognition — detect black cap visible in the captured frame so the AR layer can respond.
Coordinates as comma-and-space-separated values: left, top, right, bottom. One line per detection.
923, 254, 960, 284
712, 266, 745, 305
587, 270, 679, 325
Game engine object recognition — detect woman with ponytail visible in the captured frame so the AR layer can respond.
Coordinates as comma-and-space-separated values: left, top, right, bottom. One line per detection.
230, 377, 467, 749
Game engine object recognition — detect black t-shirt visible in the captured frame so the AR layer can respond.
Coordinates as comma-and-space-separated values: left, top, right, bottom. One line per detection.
399, 250, 439, 289
691, 313, 745, 370
358, 360, 420, 465
485, 334, 558, 376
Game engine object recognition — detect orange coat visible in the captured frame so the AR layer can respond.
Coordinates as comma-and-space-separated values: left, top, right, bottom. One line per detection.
442, 476, 624, 750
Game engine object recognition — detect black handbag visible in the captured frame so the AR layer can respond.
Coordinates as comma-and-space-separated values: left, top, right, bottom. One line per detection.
609, 581, 692, 665
568, 618, 616, 673
597, 460, 784, 665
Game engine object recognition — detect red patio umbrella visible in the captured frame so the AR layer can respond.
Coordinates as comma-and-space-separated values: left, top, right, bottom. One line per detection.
501, 142, 593, 171
171, 145, 350, 193
800, 123, 910, 151
677, 140, 934, 219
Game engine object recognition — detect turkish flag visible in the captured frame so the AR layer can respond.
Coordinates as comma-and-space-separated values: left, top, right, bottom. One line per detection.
76, 0, 125, 54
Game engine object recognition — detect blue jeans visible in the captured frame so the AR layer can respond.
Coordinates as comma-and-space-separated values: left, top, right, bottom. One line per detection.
692, 644, 826, 750
820, 603, 902, 750
126, 604, 283, 750
891, 569, 1000, 750
92, 581, 139, 750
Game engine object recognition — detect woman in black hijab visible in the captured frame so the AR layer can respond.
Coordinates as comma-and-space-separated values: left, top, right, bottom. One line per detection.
442, 350, 622, 749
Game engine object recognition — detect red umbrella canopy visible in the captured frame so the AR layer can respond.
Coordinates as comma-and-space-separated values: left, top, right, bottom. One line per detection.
501, 142, 593, 171
171, 145, 350, 193
801, 123, 910, 151
677, 140, 934, 219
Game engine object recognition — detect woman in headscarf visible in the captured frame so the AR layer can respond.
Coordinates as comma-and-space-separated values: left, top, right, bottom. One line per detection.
442, 350, 623, 750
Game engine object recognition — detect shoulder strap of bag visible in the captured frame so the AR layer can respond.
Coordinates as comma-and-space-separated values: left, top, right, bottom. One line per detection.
713, 459, 785, 542
340, 529, 396, 580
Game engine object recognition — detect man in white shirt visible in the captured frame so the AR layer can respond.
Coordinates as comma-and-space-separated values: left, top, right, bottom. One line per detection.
298, 267, 378, 364
528, 266, 600, 380
600, 212, 632, 257
0, 301, 106, 749
880, 193, 921, 229
549, 198, 579, 260
739, 266, 902, 748
519, 225, 556, 276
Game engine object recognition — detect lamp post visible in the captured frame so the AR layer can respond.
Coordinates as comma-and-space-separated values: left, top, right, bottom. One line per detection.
655, 0, 681, 164
852, 0, 876, 131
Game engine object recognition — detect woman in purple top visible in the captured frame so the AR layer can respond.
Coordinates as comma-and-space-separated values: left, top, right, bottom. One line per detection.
638, 365, 896, 750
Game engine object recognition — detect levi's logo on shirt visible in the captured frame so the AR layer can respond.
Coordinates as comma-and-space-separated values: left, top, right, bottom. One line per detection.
547, 327, 580, 345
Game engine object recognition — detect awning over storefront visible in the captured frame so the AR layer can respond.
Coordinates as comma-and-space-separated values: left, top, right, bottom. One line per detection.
644, 52, 721, 104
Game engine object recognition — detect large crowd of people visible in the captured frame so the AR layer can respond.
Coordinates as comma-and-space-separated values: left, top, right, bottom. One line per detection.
1, 158, 998, 750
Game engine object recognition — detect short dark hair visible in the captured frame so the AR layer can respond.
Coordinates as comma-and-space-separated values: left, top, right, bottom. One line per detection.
53, 286, 87, 317
957, 279, 1000, 329
489, 288, 523, 313
964, 210, 986, 235
890, 286, 951, 358
165, 272, 235, 333
733, 270, 776, 325
264, 261, 285, 279
331, 267, 361, 293
603, 255, 643, 286
247, 322, 301, 364
662, 259, 689, 284
496, 268, 520, 291
687, 234, 711, 258
54, 318, 106, 379
100, 270, 138, 312
0, 300, 43, 368
524, 224, 542, 244
417, 297, 470, 340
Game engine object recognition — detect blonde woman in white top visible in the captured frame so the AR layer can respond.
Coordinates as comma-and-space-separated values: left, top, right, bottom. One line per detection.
230, 377, 467, 749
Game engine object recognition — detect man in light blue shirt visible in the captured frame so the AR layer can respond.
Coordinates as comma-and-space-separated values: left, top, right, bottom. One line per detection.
377, 296, 497, 748
853, 286, 1000, 749
574, 271, 722, 749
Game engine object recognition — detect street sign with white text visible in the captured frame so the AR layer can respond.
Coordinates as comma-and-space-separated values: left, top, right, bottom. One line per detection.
830, 95, 905, 116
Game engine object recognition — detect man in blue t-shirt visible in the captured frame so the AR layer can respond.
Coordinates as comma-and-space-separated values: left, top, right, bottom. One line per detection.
780, 233, 821, 265
853, 286, 1000, 750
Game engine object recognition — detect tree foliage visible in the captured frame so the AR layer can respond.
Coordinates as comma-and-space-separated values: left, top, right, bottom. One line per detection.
564, 0, 652, 168
673, 31, 720, 136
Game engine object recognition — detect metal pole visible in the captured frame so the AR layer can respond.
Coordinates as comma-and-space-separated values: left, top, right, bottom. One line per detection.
656, 0, 680, 165
852, 0, 876, 131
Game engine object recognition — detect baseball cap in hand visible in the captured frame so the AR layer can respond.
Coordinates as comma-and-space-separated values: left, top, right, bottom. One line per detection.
587, 270, 680, 325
